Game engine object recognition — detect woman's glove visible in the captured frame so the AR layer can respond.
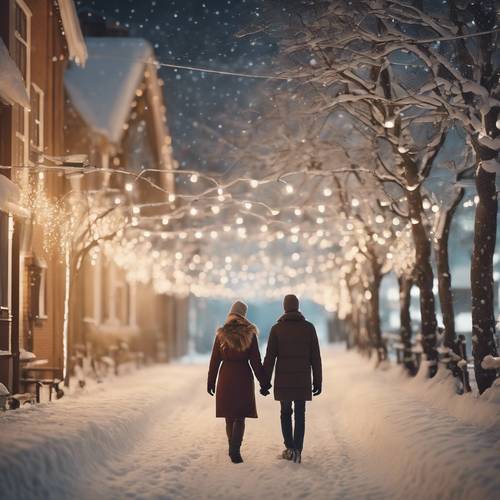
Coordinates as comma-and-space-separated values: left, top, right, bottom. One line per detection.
312, 383, 322, 396
207, 383, 215, 396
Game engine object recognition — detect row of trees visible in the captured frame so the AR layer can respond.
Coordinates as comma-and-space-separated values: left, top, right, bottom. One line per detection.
228, 0, 499, 392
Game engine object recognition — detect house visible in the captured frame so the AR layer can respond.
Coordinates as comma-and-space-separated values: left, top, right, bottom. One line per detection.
64, 32, 186, 368
0, 0, 86, 394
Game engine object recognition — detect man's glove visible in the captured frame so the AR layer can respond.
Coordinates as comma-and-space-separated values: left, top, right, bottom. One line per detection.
312, 383, 322, 396
207, 383, 215, 396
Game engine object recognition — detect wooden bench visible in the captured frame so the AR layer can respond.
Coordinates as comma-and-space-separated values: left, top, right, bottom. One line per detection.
21, 366, 65, 402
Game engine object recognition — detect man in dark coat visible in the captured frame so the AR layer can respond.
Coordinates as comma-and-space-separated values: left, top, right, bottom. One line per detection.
262, 294, 322, 463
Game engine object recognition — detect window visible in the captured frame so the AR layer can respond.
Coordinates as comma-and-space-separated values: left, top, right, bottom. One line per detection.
30, 83, 44, 156
28, 257, 47, 321
12, 0, 31, 167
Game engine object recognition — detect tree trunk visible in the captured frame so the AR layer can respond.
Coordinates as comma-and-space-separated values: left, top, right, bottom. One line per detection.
369, 270, 387, 363
404, 161, 438, 376
398, 274, 415, 374
471, 164, 498, 394
435, 188, 464, 351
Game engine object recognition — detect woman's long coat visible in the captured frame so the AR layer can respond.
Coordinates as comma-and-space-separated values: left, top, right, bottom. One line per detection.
207, 316, 266, 418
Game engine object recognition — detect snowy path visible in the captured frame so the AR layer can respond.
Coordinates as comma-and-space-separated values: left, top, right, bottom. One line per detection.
1, 345, 499, 500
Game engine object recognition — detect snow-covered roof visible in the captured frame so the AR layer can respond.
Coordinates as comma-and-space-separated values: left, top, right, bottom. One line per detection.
0, 38, 30, 109
65, 37, 154, 144
57, 0, 87, 66
0, 174, 29, 218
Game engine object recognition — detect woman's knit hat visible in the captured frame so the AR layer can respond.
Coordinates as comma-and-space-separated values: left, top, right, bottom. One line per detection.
228, 300, 248, 319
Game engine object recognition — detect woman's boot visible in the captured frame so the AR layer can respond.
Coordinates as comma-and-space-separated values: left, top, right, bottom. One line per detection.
229, 418, 245, 463
225, 418, 234, 457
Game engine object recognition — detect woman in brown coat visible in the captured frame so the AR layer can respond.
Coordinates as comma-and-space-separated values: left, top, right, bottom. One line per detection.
207, 301, 269, 463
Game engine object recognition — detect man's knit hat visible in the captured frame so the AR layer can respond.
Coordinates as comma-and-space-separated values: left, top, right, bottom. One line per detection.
283, 294, 299, 312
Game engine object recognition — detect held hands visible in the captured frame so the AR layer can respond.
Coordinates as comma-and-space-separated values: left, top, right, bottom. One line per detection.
207, 383, 215, 396
312, 383, 322, 396
260, 384, 271, 396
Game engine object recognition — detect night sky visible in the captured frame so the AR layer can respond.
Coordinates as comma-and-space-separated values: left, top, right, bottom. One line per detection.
76, 0, 277, 173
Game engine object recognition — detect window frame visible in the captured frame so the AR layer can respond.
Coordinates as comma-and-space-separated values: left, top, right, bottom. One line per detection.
30, 83, 44, 154
11, 0, 32, 167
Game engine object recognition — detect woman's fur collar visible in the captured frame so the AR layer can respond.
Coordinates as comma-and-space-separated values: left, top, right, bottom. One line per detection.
217, 316, 258, 352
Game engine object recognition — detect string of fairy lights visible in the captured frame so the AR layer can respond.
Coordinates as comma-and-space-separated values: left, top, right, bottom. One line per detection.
2, 148, 481, 315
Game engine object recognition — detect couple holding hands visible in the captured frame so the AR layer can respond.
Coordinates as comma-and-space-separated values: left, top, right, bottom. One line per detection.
207, 294, 322, 464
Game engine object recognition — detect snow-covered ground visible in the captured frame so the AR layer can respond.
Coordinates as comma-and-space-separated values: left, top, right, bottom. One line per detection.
1, 345, 499, 500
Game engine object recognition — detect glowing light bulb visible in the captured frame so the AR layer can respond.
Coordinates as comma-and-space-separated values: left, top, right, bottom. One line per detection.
375, 214, 384, 223
294, 208, 302, 216
250, 179, 259, 188
125, 182, 133, 192
168, 194, 176, 203
223, 225, 231, 232
190, 207, 198, 216
175, 252, 183, 260
431, 204, 439, 213
292, 252, 300, 261
162, 216, 169, 225
195, 231, 203, 239
323, 187, 332, 197
392, 217, 400, 226
114, 197, 121, 205
132, 206, 140, 215
260, 224, 268, 232
318, 204, 325, 213
210, 231, 218, 239
351, 198, 360, 207
244, 201, 252, 210
236, 217, 243, 225
211, 205, 220, 214
190, 174, 198, 183
285, 184, 294, 194
384, 118, 395, 129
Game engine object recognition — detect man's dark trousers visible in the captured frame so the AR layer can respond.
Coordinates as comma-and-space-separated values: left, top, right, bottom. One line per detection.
280, 400, 306, 451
